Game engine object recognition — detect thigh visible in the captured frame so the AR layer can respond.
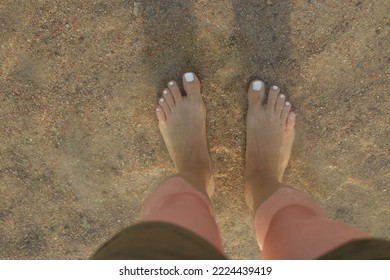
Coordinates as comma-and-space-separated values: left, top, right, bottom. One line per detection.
139, 176, 225, 254
254, 187, 370, 259
261, 205, 370, 259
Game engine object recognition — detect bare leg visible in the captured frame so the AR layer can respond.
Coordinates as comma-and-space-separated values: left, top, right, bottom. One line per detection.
141, 72, 223, 252
244, 80, 369, 259
245, 81, 369, 259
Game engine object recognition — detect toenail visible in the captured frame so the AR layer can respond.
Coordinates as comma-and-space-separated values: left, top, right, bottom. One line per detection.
184, 72, 195, 82
168, 81, 174, 86
163, 90, 168, 95
272, 85, 279, 90
156, 107, 160, 111
286, 101, 291, 106
280, 94, 285, 99
252, 80, 263, 91
159, 97, 164, 102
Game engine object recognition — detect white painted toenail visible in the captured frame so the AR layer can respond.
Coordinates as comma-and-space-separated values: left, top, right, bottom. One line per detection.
286, 101, 291, 106
159, 97, 164, 102
163, 90, 168, 95
280, 94, 285, 99
168, 81, 174, 86
272, 85, 279, 90
184, 72, 195, 82
252, 81, 263, 91
156, 107, 160, 111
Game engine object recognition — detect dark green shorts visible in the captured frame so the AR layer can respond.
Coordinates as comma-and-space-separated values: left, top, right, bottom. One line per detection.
91, 222, 390, 260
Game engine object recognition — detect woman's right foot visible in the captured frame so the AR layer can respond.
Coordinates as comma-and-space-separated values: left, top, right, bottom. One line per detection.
155, 73, 214, 197
244, 80, 296, 211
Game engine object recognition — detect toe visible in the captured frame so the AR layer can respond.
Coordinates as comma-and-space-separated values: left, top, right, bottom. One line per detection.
168, 80, 183, 104
281, 101, 292, 125
266, 85, 280, 112
248, 80, 266, 107
162, 88, 175, 109
183, 72, 202, 101
286, 111, 296, 130
158, 96, 170, 116
156, 106, 166, 122
275, 93, 286, 116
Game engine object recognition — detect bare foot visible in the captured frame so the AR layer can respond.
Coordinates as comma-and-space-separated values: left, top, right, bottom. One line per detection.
245, 80, 296, 211
156, 73, 214, 197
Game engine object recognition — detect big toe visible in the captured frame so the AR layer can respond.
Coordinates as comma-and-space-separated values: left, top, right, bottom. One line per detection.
183, 72, 202, 101
248, 80, 265, 107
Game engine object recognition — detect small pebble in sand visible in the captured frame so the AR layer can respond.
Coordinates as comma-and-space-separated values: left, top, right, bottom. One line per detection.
133, 2, 140, 17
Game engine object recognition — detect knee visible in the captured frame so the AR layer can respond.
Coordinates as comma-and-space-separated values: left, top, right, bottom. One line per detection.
271, 205, 320, 226
158, 192, 211, 215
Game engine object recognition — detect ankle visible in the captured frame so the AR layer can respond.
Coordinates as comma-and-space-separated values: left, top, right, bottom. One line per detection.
244, 176, 283, 211
245, 171, 281, 188
176, 167, 213, 197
